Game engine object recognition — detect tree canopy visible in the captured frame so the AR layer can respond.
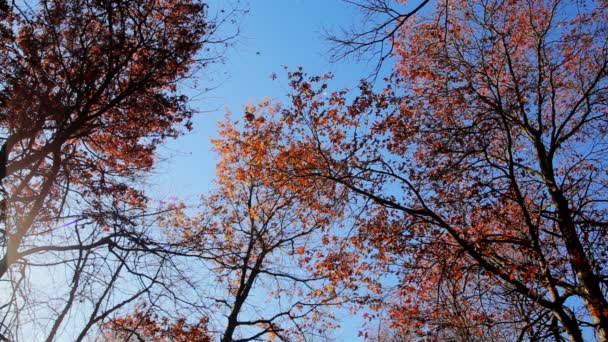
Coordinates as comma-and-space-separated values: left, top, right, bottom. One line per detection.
2, 0, 608, 341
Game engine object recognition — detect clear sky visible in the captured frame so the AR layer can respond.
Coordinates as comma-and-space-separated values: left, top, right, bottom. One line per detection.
151, 1, 384, 340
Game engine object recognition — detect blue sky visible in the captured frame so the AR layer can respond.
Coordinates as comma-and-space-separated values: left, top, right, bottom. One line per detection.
151, 1, 384, 340
153, 0, 381, 199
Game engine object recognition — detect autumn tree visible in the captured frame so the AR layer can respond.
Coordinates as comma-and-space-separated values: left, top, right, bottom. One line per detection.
234, 0, 608, 340
0, 0, 233, 340
115, 111, 350, 341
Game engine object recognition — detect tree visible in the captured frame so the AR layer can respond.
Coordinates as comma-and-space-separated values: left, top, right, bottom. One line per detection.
235, 0, 608, 340
0, 0, 231, 339
115, 111, 350, 341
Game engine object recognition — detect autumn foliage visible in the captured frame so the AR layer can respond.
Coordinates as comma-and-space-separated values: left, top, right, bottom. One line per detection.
148, 112, 348, 341
0, 0, 224, 340
0, 0, 206, 274
102, 306, 211, 342
2, 0, 608, 341
225, 0, 608, 340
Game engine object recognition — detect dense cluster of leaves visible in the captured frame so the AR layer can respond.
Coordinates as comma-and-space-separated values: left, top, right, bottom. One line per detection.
102, 305, 211, 342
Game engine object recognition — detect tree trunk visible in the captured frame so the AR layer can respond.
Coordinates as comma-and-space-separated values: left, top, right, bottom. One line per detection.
535, 141, 608, 341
